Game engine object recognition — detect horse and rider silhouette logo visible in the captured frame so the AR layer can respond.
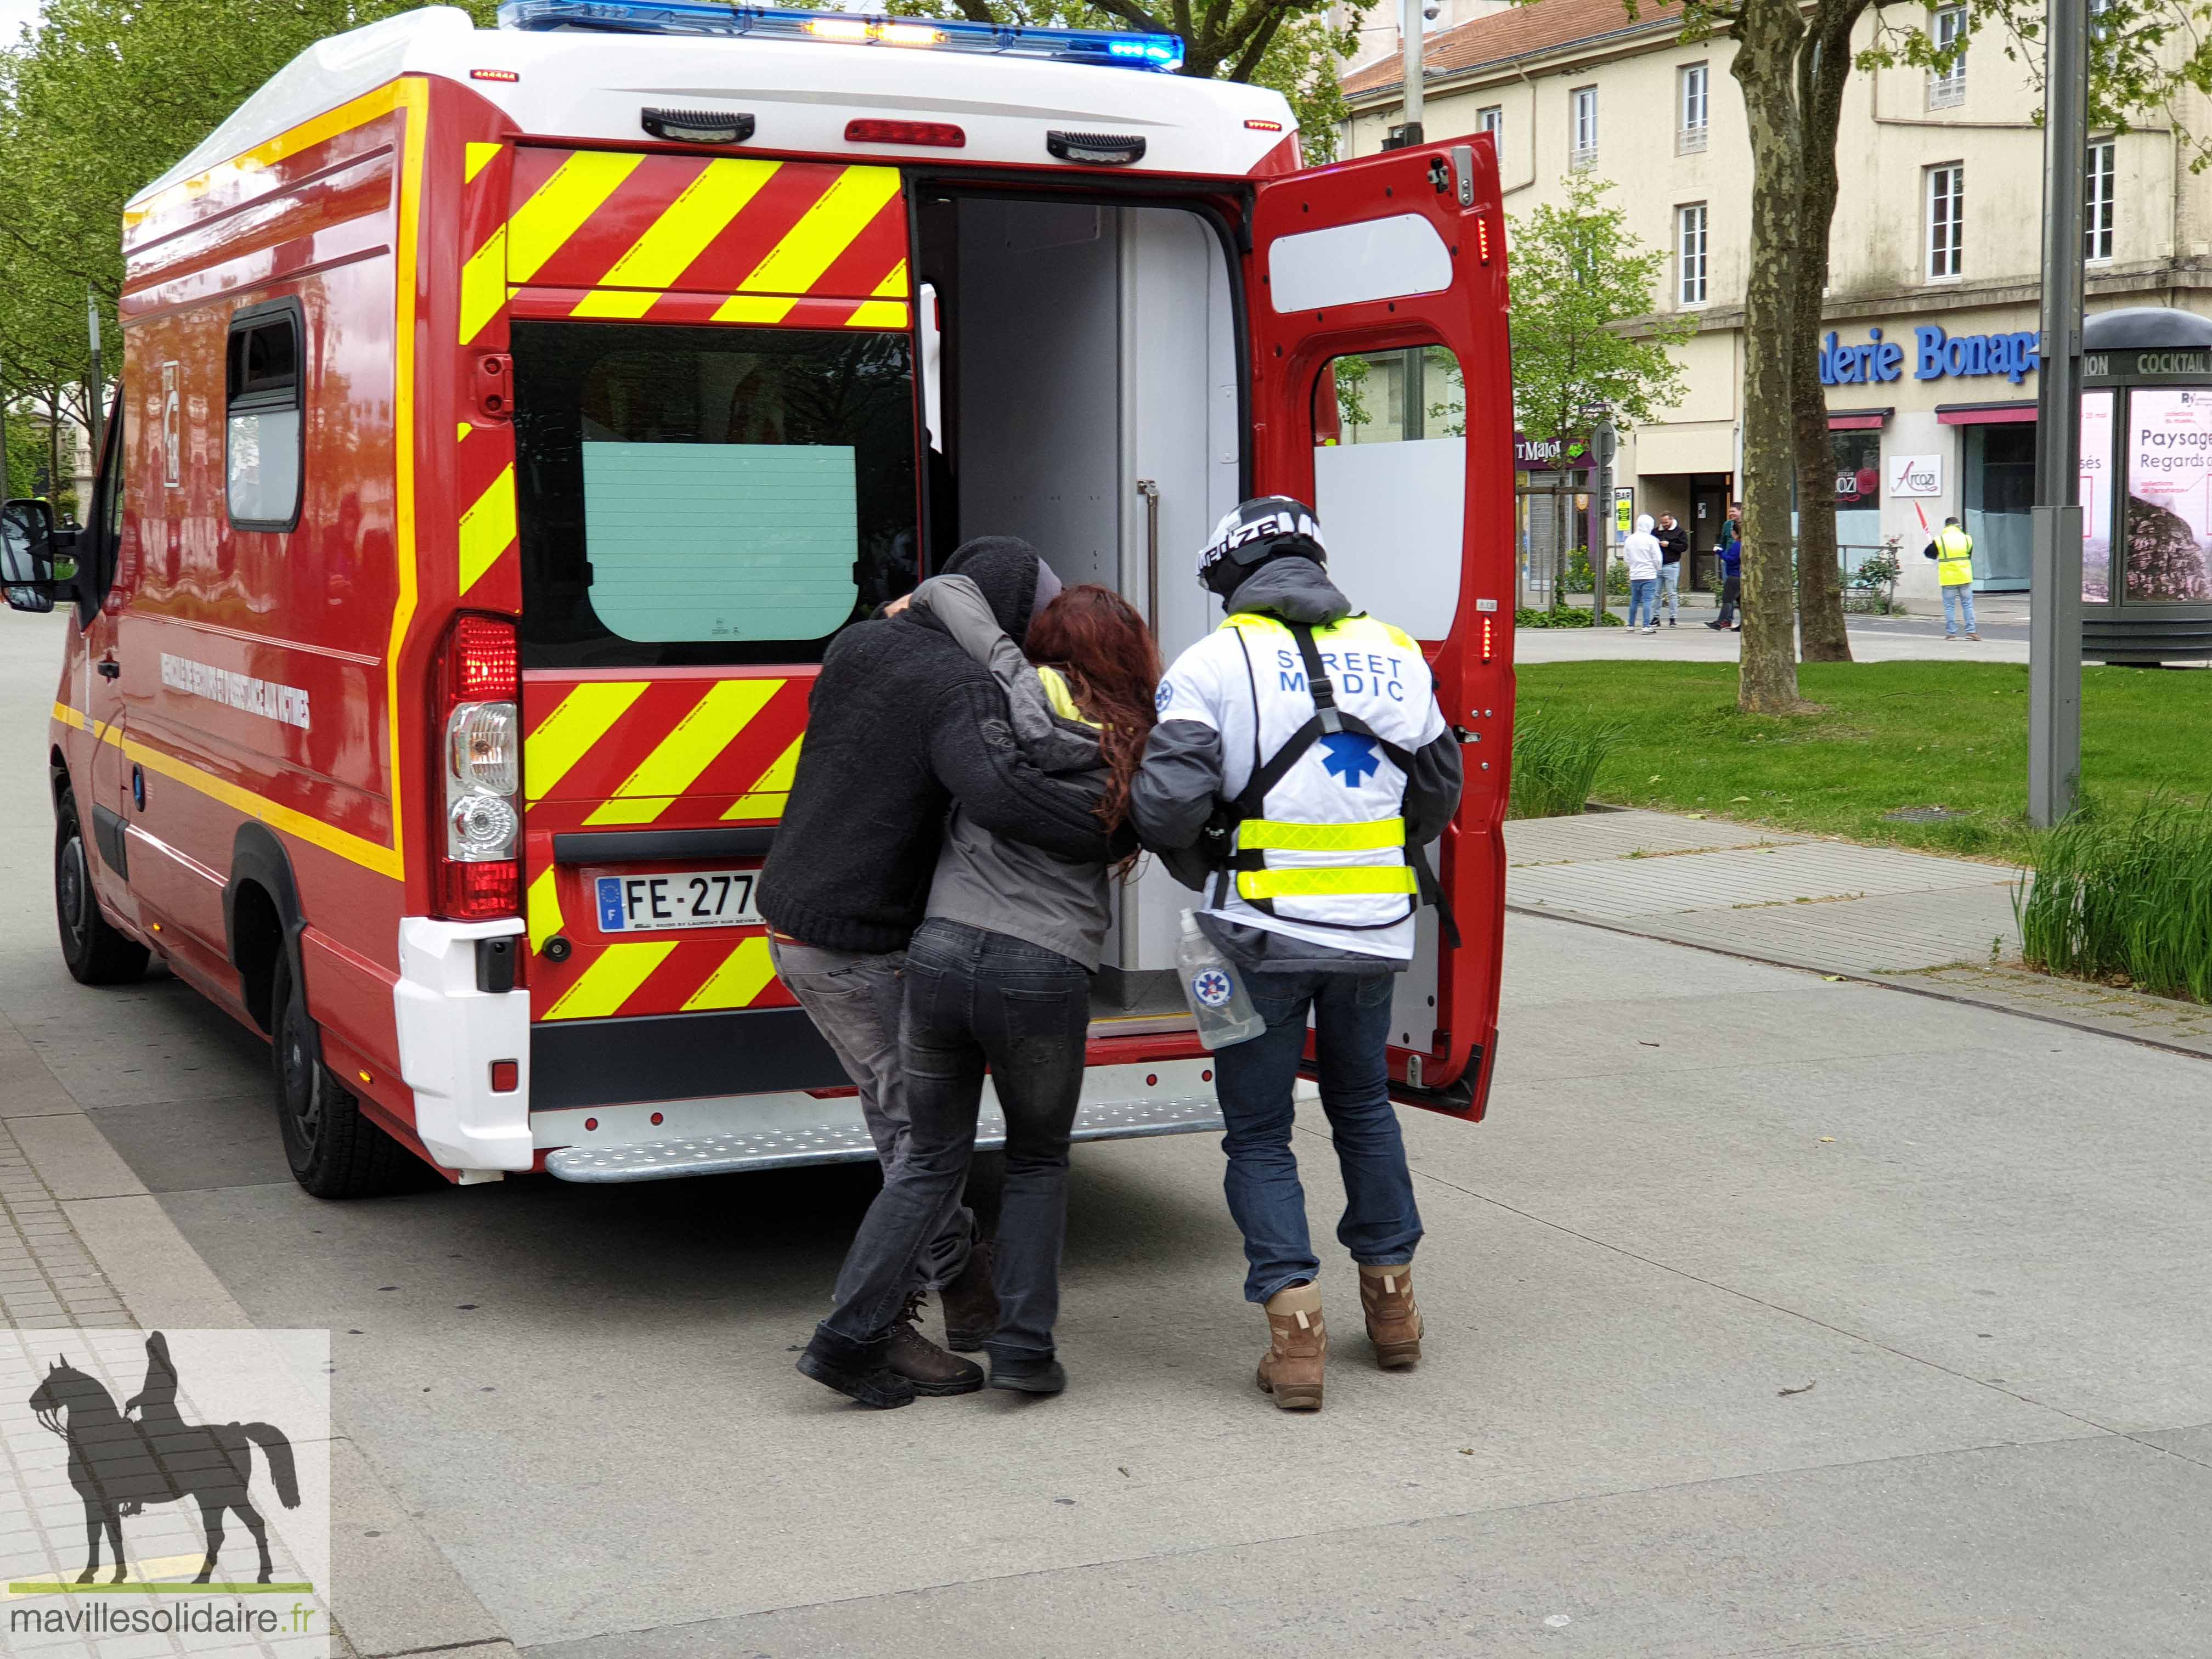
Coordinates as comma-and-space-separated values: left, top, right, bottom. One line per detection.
26, 1331, 301, 1586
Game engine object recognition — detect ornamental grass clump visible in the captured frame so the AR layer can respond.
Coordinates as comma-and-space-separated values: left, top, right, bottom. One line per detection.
1509, 712, 1626, 819
2016, 797, 2212, 1004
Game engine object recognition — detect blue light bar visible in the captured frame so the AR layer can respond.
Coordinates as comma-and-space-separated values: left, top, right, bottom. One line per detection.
496, 0, 1186, 71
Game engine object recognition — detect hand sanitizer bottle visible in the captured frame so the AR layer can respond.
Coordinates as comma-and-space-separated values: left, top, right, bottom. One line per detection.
1178, 910, 1265, 1050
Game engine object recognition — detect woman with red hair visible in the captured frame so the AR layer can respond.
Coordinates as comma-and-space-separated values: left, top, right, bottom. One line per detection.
798, 561, 1159, 1407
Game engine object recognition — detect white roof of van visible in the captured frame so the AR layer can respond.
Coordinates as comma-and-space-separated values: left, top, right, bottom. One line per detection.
132, 4, 1296, 207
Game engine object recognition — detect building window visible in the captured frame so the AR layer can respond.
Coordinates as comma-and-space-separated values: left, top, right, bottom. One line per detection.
1926, 163, 1964, 280
1678, 63, 1708, 154
1571, 86, 1598, 169
1476, 105, 1503, 149
1677, 203, 1708, 306
2085, 139, 2115, 262
1929, 5, 1966, 109
225, 300, 303, 531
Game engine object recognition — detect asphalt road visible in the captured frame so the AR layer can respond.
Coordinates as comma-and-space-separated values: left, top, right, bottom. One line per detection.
9, 605, 2212, 1656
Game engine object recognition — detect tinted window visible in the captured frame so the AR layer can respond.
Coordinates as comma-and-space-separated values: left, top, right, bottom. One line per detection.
225, 305, 302, 529
512, 322, 918, 668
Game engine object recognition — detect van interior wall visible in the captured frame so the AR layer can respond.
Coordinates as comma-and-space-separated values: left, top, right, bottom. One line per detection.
950, 197, 1239, 1000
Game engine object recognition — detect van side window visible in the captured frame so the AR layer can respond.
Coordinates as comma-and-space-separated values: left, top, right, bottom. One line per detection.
225, 303, 303, 529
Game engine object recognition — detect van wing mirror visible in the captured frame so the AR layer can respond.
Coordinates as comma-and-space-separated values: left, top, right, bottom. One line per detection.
3, 499, 80, 614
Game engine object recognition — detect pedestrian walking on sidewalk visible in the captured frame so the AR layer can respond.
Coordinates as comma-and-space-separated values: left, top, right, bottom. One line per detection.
1707, 505, 1743, 631
1132, 497, 1463, 1413
1925, 515, 1980, 640
1654, 513, 1688, 626
1623, 515, 1663, 634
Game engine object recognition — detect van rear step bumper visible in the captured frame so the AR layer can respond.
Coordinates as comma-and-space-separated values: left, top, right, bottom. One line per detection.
544, 1093, 1222, 1182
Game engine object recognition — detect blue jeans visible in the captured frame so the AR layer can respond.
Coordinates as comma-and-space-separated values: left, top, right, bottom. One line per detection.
1942, 583, 1977, 634
1211, 969, 1423, 1305
1658, 561, 1681, 620
816, 919, 1090, 1362
1627, 577, 1658, 629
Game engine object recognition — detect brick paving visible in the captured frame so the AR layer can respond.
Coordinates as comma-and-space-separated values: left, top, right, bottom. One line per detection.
0, 1116, 134, 1333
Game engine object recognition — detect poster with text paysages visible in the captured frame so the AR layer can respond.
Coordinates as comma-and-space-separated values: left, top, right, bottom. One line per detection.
2124, 388, 2212, 602
2081, 391, 2113, 601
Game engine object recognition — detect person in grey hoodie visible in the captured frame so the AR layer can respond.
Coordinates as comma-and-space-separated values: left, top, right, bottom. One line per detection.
797, 573, 1160, 1408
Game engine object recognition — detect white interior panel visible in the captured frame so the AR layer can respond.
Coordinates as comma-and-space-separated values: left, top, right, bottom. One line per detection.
1313, 438, 1465, 640
1267, 213, 1452, 313
951, 199, 1239, 980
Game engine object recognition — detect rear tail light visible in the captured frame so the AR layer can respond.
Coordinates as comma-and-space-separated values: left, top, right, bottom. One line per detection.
1481, 615, 1496, 662
436, 614, 521, 921
844, 119, 965, 148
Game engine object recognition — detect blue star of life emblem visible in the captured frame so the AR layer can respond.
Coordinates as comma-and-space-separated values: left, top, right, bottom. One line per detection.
1192, 969, 1234, 1008
1318, 732, 1381, 788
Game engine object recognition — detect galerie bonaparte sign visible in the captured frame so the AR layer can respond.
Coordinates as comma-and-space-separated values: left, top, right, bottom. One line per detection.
1819, 323, 2041, 387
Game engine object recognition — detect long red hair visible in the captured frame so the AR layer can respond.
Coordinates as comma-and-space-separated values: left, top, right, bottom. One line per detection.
1025, 584, 1160, 832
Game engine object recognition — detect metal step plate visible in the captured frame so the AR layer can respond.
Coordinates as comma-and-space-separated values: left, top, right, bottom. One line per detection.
544, 1093, 1224, 1183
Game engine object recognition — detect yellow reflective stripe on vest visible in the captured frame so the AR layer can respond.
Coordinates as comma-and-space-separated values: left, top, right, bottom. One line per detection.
1237, 866, 1418, 900
1237, 816, 1406, 852
1221, 611, 1413, 652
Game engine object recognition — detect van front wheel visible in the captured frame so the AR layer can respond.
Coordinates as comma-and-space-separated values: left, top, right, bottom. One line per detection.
271, 953, 416, 1198
54, 794, 148, 986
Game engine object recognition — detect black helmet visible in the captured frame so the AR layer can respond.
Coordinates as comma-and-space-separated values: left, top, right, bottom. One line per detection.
1197, 496, 1326, 601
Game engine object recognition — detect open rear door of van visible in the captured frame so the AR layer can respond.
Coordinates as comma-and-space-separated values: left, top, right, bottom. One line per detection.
1245, 139, 1516, 1120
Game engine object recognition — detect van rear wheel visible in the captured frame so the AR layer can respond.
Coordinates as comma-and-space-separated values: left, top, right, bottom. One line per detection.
271, 953, 416, 1198
54, 793, 149, 986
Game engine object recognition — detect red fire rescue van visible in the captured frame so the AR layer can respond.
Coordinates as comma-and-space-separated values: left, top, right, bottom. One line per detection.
10, 0, 1516, 1197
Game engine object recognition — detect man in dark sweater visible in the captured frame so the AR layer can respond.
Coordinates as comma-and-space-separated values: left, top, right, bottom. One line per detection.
1653, 512, 1689, 627
759, 537, 1108, 1394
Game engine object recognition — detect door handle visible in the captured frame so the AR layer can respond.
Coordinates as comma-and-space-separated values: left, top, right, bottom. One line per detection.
1136, 480, 1160, 633
97, 659, 120, 680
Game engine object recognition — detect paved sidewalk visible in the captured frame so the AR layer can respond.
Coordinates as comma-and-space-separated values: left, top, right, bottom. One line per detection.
1515, 592, 2038, 664
1503, 808, 2212, 1059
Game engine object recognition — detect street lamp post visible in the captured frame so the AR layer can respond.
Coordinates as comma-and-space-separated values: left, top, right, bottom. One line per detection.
2029, 0, 2089, 827
1399, 0, 1424, 148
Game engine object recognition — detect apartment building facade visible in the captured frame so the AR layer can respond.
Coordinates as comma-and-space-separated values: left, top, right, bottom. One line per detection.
1342, 0, 2212, 606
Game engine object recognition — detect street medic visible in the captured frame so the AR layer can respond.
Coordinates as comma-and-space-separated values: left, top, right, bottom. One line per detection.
1925, 514, 1980, 641
1131, 497, 1464, 1412
757, 539, 1110, 1397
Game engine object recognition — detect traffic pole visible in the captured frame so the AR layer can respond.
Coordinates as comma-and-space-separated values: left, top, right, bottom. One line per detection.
2029, 0, 2088, 827
86, 291, 104, 464
1399, 0, 1424, 147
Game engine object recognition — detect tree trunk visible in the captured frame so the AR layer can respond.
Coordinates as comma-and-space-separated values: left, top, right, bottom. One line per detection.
1790, 9, 1860, 664
1730, 0, 1806, 712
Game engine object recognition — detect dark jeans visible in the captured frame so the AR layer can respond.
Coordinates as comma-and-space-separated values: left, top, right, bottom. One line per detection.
1212, 968, 1423, 1305
818, 919, 1090, 1361
1716, 570, 1742, 625
768, 936, 972, 1289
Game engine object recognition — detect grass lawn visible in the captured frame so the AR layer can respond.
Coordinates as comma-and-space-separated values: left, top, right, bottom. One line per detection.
1513, 659, 2212, 866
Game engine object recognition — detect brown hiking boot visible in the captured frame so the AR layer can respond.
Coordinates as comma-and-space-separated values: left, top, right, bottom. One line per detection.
1359, 1264, 1423, 1369
939, 1235, 998, 1353
1255, 1282, 1326, 1411
887, 1293, 983, 1396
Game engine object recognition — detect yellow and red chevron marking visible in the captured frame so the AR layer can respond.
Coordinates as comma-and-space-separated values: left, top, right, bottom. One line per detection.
520, 669, 807, 821
496, 149, 909, 311
506, 285, 909, 331
532, 928, 799, 1023
520, 667, 811, 1020
453, 131, 523, 606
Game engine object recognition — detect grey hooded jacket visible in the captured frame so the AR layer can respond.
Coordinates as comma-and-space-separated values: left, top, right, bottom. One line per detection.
1130, 558, 1464, 975
910, 573, 1118, 970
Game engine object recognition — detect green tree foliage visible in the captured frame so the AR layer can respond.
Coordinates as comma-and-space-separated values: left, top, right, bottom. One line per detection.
1507, 171, 1687, 616
1507, 171, 1689, 459
0, 0, 498, 444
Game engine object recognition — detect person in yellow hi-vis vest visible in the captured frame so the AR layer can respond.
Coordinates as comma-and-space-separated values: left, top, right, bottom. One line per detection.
1131, 497, 1464, 1413
1923, 515, 1980, 640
